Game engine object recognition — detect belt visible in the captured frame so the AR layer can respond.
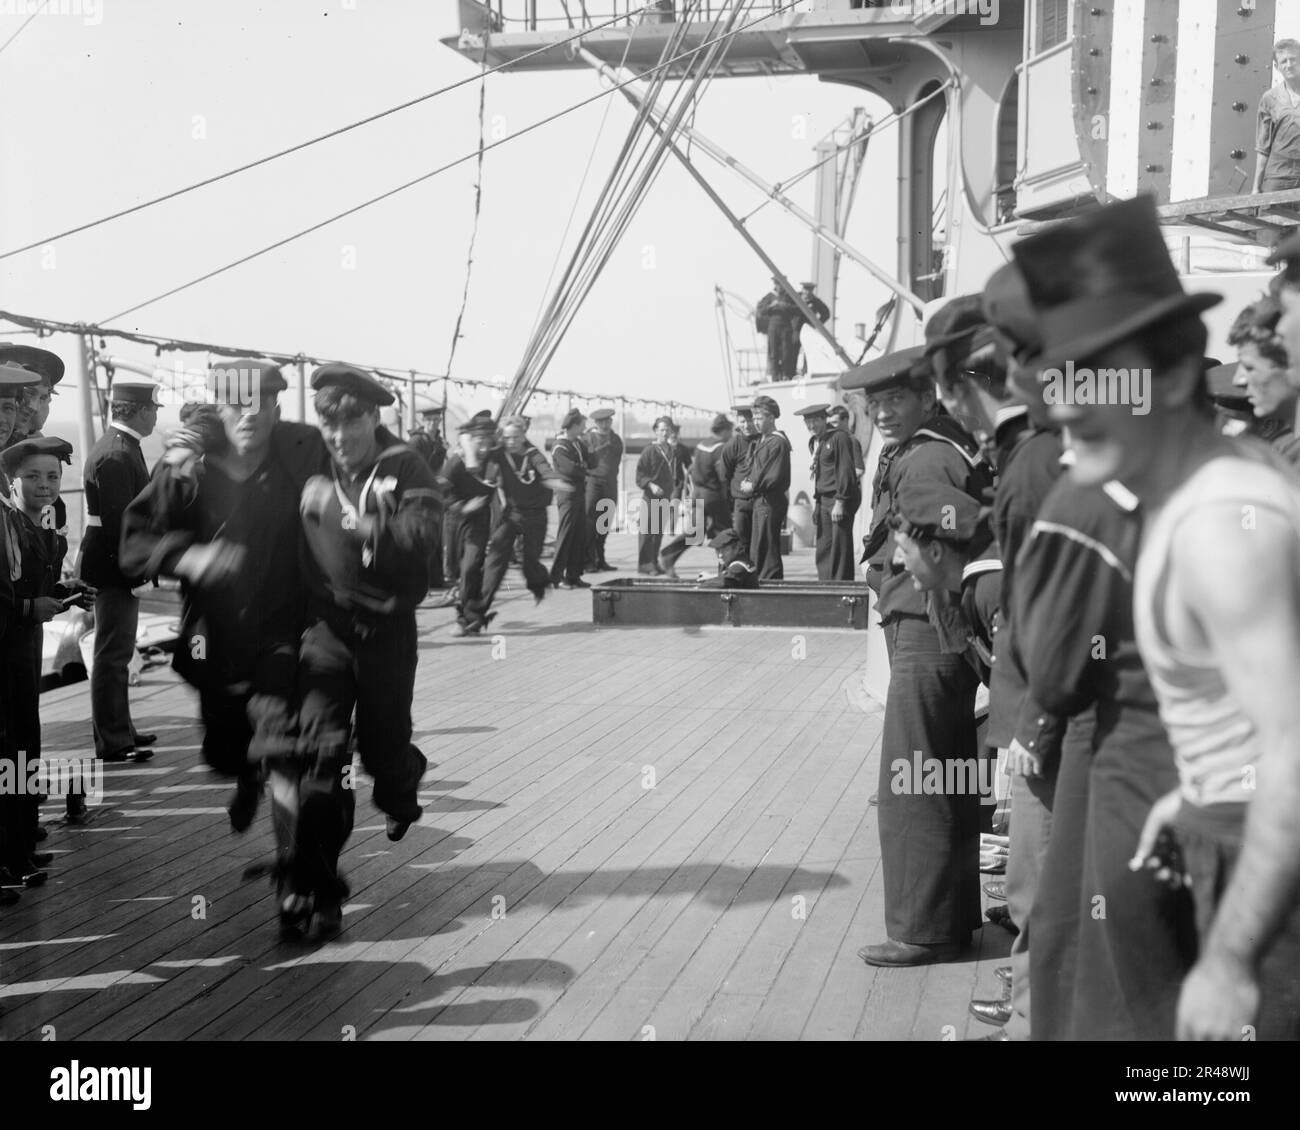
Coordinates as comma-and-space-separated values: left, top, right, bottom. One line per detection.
85, 515, 102, 527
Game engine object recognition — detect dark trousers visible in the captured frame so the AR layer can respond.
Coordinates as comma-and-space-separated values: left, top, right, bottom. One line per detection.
1030, 714, 1197, 1040
585, 479, 616, 567
550, 491, 587, 584
661, 492, 729, 569
472, 507, 549, 616
637, 494, 673, 570
427, 508, 445, 589
91, 586, 139, 758
1004, 765, 1057, 1040
877, 615, 982, 945
1, 630, 42, 873
732, 499, 752, 550
1178, 806, 1300, 1040
441, 511, 459, 589
767, 317, 797, 380
813, 494, 860, 581
293, 611, 427, 895
196, 637, 299, 782
751, 494, 787, 581
450, 509, 491, 623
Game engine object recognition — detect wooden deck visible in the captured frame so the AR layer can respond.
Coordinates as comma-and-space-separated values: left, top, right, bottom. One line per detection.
0, 534, 1011, 1041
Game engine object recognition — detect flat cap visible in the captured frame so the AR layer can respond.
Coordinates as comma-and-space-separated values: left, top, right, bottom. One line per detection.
561, 407, 586, 430
0, 344, 64, 387
590, 407, 615, 421
458, 416, 497, 437
1, 434, 74, 475
730, 403, 754, 418
310, 363, 394, 407
418, 404, 444, 416
840, 345, 929, 394
980, 262, 1041, 361
110, 377, 163, 406
710, 412, 733, 433
708, 529, 744, 551
793, 403, 831, 418
208, 358, 287, 404
751, 394, 780, 418
891, 478, 982, 544
800, 281, 817, 289
0, 361, 42, 394
924, 294, 986, 358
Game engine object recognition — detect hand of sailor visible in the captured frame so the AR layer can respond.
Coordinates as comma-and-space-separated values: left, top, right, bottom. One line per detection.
647, 483, 663, 497
299, 475, 334, 521
174, 539, 247, 588
1007, 738, 1041, 779
831, 499, 845, 522
1176, 954, 1259, 1042
739, 480, 753, 495
31, 596, 64, 622
1129, 787, 1190, 889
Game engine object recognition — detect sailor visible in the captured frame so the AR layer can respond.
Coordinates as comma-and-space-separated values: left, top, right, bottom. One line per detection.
293, 364, 438, 935
0, 437, 93, 887
698, 528, 758, 589
795, 402, 860, 581
659, 413, 733, 577
439, 414, 504, 636
826, 404, 865, 478
470, 416, 567, 622
888, 476, 1000, 685
718, 404, 756, 546
756, 278, 799, 381
0, 344, 63, 442
634, 415, 680, 576
848, 345, 992, 966
665, 422, 692, 538
1252, 38, 1300, 194
797, 281, 831, 327
549, 408, 596, 589
584, 407, 622, 572
739, 395, 790, 581
0, 363, 39, 455
1106, 212, 1300, 1041
78, 377, 162, 765
121, 360, 326, 839
1223, 298, 1300, 463
408, 405, 448, 590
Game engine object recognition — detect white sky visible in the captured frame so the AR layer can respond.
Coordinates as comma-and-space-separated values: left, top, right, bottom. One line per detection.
0, 0, 900, 434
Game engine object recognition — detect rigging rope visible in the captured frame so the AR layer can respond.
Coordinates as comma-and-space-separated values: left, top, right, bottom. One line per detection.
0, 0, 49, 57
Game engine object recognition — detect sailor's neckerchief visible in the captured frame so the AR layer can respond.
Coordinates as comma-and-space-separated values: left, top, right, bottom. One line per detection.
328, 438, 432, 571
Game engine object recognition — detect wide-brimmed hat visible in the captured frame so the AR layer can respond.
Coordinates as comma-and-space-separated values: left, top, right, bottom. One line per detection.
1012, 195, 1221, 370
0, 344, 64, 387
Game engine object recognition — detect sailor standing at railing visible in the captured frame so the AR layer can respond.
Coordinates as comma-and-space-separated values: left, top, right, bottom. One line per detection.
77, 378, 162, 766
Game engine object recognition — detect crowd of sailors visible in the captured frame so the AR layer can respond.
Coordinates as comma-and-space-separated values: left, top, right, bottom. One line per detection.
2, 191, 1300, 1044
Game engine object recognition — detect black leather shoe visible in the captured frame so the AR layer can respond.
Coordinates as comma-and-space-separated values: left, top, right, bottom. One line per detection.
969, 997, 1013, 1026
857, 938, 965, 967
313, 898, 343, 937
31, 852, 54, 868
133, 732, 158, 746
994, 964, 1012, 987
278, 893, 312, 940
986, 905, 1019, 934
102, 747, 154, 763
386, 815, 415, 842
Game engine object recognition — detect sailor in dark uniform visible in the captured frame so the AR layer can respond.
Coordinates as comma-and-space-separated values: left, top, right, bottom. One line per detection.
634, 415, 679, 575
78, 378, 161, 764
849, 346, 993, 966
718, 404, 756, 545
121, 360, 326, 839
293, 364, 439, 935
740, 395, 791, 580
549, 408, 595, 589
439, 415, 504, 635
0, 436, 94, 887
658, 413, 733, 577
0, 344, 63, 442
584, 407, 622, 572
795, 402, 860, 580
757, 278, 799, 380
797, 282, 831, 327
408, 406, 448, 590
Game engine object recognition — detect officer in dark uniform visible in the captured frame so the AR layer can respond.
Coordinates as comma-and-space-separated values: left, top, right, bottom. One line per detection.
739, 395, 791, 580
121, 360, 327, 840
293, 364, 439, 935
549, 408, 596, 588
78, 378, 161, 765
408, 406, 448, 590
719, 404, 756, 547
848, 346, 993, 966
584, 407, 622, 572
795, 402, 860, 580
797, 282, 831, 327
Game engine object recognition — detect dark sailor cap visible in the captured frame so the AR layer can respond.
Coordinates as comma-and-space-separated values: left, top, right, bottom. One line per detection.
0, 344, 64, 387
710, 412, 732, 433
751, 395, 781, 418
590, 407, 615, 421
890, 478, 982, 544
0, 361, 42, 396
561, 407, 586, 430
730, 403, 754, 418
981, 262, 1042, 362
310, 363, 395, 407
208, 357, 287, 402
1, 434, 74, 475
459, 415, 497, 437
793, 403, 831, 418
840, 345, 929, 394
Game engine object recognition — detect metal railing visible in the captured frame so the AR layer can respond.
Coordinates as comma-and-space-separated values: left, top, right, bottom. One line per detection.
478, 0, 802, 34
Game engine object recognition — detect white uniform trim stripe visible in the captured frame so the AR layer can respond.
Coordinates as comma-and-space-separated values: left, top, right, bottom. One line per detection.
912, 428, 983, 469
961, 559, 1003, 582
1030, 519, 1133, 583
